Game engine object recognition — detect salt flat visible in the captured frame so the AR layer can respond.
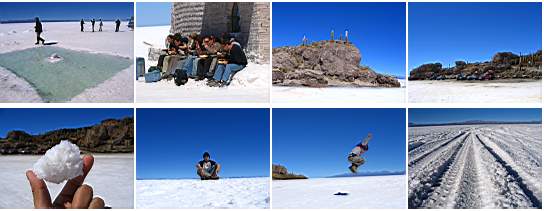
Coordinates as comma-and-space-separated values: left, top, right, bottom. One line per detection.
272, 85, 405, 103
408, 80, 541, 103
409, 124, 542, 208
0, 154, 134, 209
0, 22, 134, 103
136, 177, 270, 209
272, 175, 406, 209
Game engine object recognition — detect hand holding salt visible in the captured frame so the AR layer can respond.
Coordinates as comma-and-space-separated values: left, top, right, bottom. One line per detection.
32, 140, 83, 184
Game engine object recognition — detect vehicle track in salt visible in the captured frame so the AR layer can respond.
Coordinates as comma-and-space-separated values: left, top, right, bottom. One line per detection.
408, 125, 542, 209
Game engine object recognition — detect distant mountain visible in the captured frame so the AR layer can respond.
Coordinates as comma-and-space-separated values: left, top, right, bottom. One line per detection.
328, 170, 405, 178
272, 164, 308, 180
409, 120, 541, 127
0, 117, 134, 155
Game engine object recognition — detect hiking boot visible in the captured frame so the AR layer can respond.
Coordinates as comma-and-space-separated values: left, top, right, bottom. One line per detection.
349, 164, 358, 173
218, 81, 228, 87
207, 80, 220, 87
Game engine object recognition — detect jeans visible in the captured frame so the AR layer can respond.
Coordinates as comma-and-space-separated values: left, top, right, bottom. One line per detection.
213, 63, 245, 82
192, 57, 201, 76
182, 55, 196, 77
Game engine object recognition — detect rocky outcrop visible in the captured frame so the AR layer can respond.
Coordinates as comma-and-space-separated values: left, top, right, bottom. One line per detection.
272, 164, 308, 180
409, 50, 542, 81
272, 40, 400, 88
0, 117, 134, 155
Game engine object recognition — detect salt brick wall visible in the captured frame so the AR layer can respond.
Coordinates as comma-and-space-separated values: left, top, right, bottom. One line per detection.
171, 2, 270, 63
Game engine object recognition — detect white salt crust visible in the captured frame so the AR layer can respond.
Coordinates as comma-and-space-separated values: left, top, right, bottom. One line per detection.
33, 140, 83, 184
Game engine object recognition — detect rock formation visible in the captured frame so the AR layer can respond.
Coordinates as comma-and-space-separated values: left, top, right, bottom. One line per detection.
0, 117, 134, 155
409, 50, 542, 81
272, 164, 308, 180
272, 40, 400, 88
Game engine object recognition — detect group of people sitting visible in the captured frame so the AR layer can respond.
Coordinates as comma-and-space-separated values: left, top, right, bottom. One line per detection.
155, 32, 248, 87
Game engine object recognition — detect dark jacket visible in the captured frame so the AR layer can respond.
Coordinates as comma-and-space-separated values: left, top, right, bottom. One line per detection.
228, 44, 247, 66
35, 21, 43, 33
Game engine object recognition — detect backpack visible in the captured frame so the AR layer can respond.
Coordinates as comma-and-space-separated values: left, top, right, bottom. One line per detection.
136, 57, 145, 80
144, 66, 162, 83
174, 68, 188, 86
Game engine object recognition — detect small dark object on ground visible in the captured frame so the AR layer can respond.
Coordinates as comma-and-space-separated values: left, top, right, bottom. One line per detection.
334, 192, 349, 196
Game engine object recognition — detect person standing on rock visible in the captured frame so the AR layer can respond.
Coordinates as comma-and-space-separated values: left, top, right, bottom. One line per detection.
80, 19, 85, 32
345, 29, 349, 44
348, 133, 372, 173
196, 152, 221, 180
34, 17, 45, 45
91, 19, 96, 32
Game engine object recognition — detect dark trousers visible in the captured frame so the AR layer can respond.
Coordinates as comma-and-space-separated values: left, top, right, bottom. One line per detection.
115, 25, 120, 32
157, 55, 167, 68
36, 32, 45, 44
197, 57, 213, 79
81, 25, 84, 32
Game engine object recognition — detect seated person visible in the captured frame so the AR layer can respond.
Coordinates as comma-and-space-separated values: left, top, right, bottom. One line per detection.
179, 33, 200, 78
208, 38, 248, 87
156, 34, 175, 68
162, 34, 188, 77
195, 36, 223, 80
196, 152, 221, 180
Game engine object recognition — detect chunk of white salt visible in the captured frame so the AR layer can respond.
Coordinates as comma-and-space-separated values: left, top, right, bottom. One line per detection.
32, 140, 83, 184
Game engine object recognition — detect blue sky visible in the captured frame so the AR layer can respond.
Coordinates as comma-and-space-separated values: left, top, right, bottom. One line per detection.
0, 109, 133, 137
0, 2, 133, 21
136, 2, 171, 27
137, 109, 270, 179
273, 109, 406, 178
273, 2, 406, 76
409, 2, 542, 69
409, 108, 542, 124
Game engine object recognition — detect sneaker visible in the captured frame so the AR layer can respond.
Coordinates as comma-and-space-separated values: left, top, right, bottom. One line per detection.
349, 165, 358, 173
207, 80, 220, 87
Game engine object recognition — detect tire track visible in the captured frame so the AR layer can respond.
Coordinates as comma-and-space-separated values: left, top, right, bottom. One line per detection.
452, 134, 482, 208
408, 132, 466, 167
408, 134, 469, 208
475, 134, 542, 208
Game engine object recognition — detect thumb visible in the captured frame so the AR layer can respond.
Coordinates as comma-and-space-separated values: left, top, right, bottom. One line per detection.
26, 170, 53, 208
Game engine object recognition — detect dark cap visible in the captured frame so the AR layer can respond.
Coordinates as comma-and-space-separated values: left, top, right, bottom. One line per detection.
203, 152, 210, 158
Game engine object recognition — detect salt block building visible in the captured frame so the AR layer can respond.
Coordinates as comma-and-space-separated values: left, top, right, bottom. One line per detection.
170, 2, 270, 62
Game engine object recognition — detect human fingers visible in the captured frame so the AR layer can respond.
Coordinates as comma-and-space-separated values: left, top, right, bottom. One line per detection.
54, 155, 94, 207
71, 184, 93, 209
26, 170, 53, 209
88, 197, 105, 209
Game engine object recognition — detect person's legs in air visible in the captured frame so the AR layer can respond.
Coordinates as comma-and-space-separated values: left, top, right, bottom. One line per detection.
348, 155, 365, 173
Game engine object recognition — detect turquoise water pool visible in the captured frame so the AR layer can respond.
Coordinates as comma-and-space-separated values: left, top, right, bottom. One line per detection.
0, 46, 132, 102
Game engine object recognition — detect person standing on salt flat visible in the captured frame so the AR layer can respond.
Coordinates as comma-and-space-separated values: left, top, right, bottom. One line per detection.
196, 152, 221, 180
80, 19, 85, 32
115, 19, 120, 32
99, 19, 103, 32
91, 19, 95, 32
34, 17, 45, 45
348, 133, 372, 173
